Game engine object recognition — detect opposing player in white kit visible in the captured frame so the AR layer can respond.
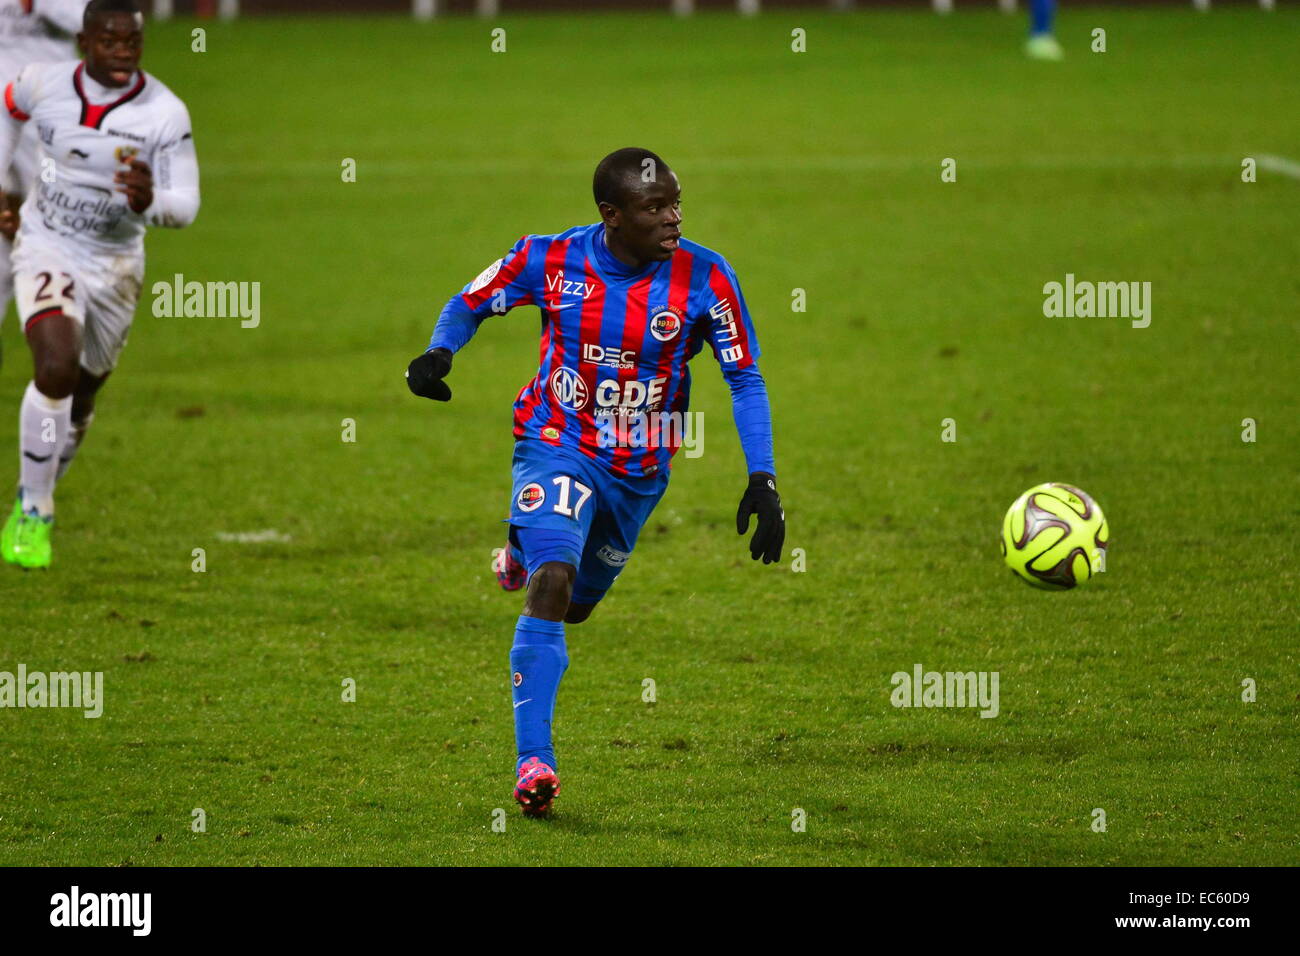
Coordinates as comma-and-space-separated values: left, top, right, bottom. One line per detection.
0, 0, 198, 568
0, 0, 86, 325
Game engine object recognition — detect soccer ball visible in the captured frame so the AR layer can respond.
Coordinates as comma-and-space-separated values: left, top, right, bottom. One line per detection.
1001, 482, 1109, 590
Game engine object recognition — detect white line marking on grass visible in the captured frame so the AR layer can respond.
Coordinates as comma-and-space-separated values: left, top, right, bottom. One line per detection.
215, 530, 292, 543
1258, 154, 1300, 180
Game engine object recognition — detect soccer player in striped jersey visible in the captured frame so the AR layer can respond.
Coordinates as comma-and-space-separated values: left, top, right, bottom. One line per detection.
407, 147, 785, 816
0, 0, 199, 569
0, 1, 87, 321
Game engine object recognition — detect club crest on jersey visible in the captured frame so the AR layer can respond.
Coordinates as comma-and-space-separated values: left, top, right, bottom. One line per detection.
549, 366, 589, 410
468, 258, 502, 294
517, 483, 545, 513
542, 426, 560, 440
649, 308, 682, 342
114, 145, 139, 164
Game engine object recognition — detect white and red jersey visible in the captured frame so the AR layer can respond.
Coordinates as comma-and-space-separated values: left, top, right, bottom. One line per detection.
0, 58, 199, 260
0, 1, 84, 83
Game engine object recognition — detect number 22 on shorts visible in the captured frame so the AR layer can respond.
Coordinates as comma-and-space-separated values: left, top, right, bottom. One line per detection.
34, 271, 76, 310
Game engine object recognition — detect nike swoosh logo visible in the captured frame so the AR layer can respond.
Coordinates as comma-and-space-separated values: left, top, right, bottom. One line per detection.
23, 452, 52, 463
513, 698, 533, 710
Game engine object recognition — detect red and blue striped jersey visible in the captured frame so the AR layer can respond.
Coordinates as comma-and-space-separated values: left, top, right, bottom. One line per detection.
429, 222, 768, 480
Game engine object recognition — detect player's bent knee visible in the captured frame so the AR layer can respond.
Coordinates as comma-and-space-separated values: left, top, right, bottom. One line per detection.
563, 602, 595, 625
524, 562, 576, 620
33, 353, 80, 399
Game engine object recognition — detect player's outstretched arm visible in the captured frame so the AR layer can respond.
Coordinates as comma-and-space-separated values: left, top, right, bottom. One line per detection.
406, 236, 537, 403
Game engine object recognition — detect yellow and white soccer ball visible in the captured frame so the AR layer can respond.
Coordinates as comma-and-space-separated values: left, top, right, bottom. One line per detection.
1001, 482, 1109, 590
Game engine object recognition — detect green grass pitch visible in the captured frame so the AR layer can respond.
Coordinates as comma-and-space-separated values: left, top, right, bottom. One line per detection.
0, 8, 1296, 866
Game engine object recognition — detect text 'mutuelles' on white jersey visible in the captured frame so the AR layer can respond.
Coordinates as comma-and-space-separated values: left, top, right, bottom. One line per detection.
0, 58, 199, 257
0, 1, 85, 82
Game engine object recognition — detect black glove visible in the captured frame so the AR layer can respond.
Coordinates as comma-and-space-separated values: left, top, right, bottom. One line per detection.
736, 472, 785, 564
406, 348, 453, 401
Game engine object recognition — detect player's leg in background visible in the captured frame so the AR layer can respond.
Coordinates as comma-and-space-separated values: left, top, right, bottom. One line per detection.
566, 473, 671, 625
565, 509, 621, 625
54, 266, 137, 483
57, 368, 109, 481
1025, 0, 1063, 61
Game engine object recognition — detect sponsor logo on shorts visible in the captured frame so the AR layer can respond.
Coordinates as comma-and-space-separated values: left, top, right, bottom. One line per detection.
596, 545, 629, 568
517, 482, 545, 512
649, 308, 681, 342
549, 366, 588, 410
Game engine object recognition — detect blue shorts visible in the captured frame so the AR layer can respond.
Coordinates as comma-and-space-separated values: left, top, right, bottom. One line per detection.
506, 439, 669, 606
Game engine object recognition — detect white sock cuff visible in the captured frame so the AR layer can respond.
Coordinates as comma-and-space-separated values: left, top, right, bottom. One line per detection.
23, 381, 71, 414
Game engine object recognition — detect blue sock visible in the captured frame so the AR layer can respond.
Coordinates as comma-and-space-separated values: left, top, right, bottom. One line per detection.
1030, 0, 1055, 36
510, 615, 567, 772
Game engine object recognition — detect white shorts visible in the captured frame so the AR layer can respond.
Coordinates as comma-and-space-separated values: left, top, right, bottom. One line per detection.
11, 236, 144, 378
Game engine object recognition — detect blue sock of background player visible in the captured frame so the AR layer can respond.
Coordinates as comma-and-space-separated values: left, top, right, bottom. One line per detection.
1030, 0, 1055, 36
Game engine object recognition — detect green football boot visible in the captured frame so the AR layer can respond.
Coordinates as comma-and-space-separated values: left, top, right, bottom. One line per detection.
1, 495, 21, 565
7, 501, 53, 570
1025, 34, 1064, 62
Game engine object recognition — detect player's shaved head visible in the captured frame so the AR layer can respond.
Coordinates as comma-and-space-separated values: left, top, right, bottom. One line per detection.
595, 148, 682, 269
593, 147, 672, 210
79, 0, 144, 89
84, 0, 143, 31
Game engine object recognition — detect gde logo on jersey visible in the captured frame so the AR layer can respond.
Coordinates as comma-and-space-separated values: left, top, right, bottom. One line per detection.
649, 309, 681, 342
595, 376, 668, 411
549, 367, 589, 410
